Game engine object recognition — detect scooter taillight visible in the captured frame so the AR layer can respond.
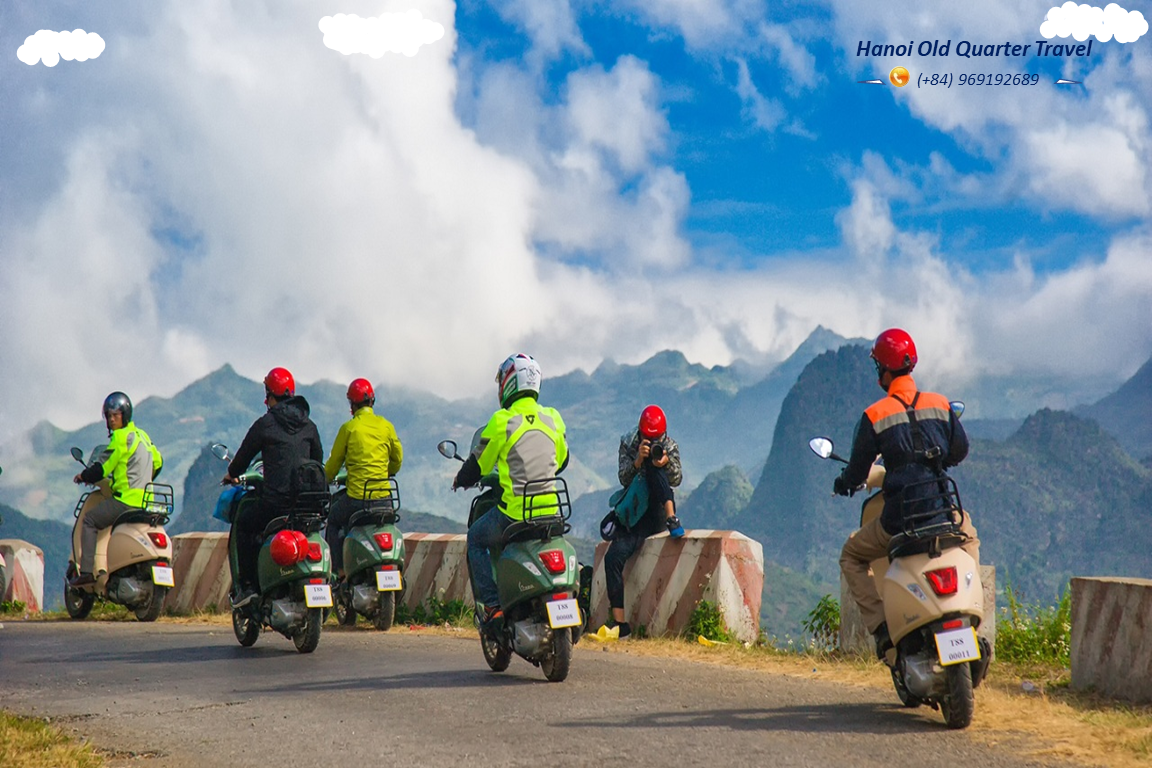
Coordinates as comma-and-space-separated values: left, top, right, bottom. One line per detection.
148, 532, 168, 549
538, 550, 566, 574
926, 567, 959, 596
373, 532, 394, 551
306, 542, 323, 562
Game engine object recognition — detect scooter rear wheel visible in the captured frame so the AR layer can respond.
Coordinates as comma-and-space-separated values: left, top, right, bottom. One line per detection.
134, 585, 168, 622
372, 592, 396, 631
232, 608, 260, 647
940, 661, 975, 729
541, 628, 572, 683
294, 607, 323, 653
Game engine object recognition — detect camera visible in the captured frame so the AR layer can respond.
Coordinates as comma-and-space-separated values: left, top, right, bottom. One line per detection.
649, 442, 665, 462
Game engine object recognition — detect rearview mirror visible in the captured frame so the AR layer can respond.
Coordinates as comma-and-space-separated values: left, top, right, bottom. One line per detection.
808, 437, 834, 460
210, 443, 230, 461
437, 440, 460, 460
70, 446, 85, 464
950, 401, 965, 419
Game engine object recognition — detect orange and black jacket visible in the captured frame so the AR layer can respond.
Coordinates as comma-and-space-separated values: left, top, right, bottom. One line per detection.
841, 375, 968, 534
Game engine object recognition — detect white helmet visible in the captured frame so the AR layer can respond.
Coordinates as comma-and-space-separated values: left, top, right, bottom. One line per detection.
496, 353, 541, 408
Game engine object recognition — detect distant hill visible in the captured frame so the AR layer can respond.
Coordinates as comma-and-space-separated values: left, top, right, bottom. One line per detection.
1078, 356, 1152, 463
678, 465, 753, 530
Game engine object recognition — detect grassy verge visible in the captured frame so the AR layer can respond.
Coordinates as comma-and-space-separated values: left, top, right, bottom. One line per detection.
0, 712, 104, 768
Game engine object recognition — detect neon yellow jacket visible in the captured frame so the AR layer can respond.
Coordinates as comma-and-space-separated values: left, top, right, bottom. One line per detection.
92, 422, 163, 507
324, 406, 403, 500
473, 397, 568, 520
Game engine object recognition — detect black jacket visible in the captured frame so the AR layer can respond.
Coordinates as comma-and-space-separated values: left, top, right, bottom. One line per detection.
228, 396, 324, 507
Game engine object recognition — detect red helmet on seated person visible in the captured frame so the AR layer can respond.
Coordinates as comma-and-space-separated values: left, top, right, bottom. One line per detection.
639, 405, 666, 438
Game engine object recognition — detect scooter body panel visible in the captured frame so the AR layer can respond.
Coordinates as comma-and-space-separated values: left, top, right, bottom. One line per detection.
495, 537, 578, 613
344, 522, 405, 580
883, 548, 984, 644
257, 532, 331, 593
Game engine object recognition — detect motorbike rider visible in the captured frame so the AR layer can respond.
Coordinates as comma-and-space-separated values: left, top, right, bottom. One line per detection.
323, 378, 404, 580
70, 392, 164, 586
221, 367, 323, 607
835, 328, 981, 658
451, 353, 569, 630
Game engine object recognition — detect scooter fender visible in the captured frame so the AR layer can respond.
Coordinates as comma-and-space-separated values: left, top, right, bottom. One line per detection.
343, 523, 405, 582
257, 532, 331, 594
496, 537, 578, 614
882, 547, 984, 645
106, 523, 173, 576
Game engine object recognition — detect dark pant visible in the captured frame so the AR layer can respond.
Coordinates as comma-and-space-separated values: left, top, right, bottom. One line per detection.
80, 497, 132, 574
234, 500, 282, 590
326, 492, 355, 572
605, 467, 677, 610
467, 507, 513, 608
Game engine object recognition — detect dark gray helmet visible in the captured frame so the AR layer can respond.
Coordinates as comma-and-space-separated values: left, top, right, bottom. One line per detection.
102, 391, 133, 424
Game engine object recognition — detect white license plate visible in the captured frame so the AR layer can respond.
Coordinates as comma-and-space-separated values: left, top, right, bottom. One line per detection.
304, 583, 333, 608
935, 626, 981, 665
151, 565, 175, 587
375, 570, 402, 592
546, 598, 581, 629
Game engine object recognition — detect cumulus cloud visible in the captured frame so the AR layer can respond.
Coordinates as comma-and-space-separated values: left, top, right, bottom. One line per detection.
16, 29, 105, 67
1040, 2, 1149, 43
319, 11, 445, 58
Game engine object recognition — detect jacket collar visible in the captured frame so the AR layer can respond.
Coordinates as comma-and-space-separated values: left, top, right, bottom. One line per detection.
886, 375, 918, 403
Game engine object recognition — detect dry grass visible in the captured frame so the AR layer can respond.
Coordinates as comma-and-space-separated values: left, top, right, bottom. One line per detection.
0, 712, 104, 768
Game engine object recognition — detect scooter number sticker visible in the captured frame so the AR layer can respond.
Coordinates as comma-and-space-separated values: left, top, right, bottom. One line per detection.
304, 584, 333, 608
151, 565, 175, 587
935, 627, 981, 665
546, 599, 581, 629
375, 570, 402, 591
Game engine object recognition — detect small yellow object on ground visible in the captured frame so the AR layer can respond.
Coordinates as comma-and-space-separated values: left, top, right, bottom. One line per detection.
587, 625, 620, 642
697, 635, 727, 647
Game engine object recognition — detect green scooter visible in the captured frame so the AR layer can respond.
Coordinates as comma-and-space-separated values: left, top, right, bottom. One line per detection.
438, 438, 582, 683
330, 475, 406, 630
211, 444, 333, 653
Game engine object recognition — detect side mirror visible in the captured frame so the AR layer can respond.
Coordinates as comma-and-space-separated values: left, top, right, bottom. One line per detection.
808, 437, 834, 460
949, 401, 965, 419
437, 440, 461, 461
70, 446, 86, 464
0, 466, 4, 478
210, 443, 231, 461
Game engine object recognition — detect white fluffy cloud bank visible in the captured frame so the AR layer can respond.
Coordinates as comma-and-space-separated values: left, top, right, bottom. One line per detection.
1040, 2, 1149, 43
16, 29, 105, 67
319, 10, 445, 58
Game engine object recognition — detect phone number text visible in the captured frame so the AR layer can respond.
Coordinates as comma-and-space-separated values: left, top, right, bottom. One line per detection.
917, 73, 1041, 88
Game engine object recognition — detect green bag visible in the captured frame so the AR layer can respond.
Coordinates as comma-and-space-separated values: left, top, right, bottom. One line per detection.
608, 474, 649, 530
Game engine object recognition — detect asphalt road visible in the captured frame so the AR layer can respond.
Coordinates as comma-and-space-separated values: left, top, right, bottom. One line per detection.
0, 622, 1066, 768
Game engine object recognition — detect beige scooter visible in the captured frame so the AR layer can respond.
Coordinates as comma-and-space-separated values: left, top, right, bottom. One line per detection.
810, 427, 991, 729
65, 446, 175, 621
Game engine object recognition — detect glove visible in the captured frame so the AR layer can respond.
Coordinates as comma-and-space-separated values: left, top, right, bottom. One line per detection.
666, 515, 685, 538
832, 474, 854, 497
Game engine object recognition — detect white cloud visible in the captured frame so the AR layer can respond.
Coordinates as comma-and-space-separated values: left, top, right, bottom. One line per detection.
319, 11, 445, 58
16, 29, 105, 67
1040, 2, 1149, 43
734, 58, 786, 132
492, 0, 588, 62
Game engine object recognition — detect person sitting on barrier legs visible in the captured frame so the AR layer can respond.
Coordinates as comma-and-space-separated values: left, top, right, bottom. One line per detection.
835, 328, 980, 658
602, 404, 683, 640
70, 392, 164, 586
452, 353, 568, 632
222, 367, 323, 607
324, 378, 404, 581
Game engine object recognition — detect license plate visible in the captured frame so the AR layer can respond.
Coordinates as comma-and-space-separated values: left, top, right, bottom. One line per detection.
935, 626, 981, 665
151, 565, 175, 587
375, 570, 402, 592
546, 598, 581, 629
304, 584, 333, 608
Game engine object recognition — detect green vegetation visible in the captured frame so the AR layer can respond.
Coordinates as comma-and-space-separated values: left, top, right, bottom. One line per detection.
997, 582, 1072, 667
0, 600, 27, 617
394, 594, 473, 627
0, 711, 104, 768
687, 599, 732, 643
801, 594, 840, 652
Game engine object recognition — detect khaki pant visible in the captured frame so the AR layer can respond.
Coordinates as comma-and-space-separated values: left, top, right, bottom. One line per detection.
840, 513, 980, 634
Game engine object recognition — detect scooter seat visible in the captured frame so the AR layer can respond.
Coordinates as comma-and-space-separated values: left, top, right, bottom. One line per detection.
113, 508, 168, 527
502, 515, 569, 545
348, 505, 398, 529
261, 516, 291, 539
888, 528, 968, 561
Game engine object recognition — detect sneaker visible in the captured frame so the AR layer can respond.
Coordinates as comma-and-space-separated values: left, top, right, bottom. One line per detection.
615, 621, 632, 640
231, 587, 258, 609
481, 605, 504, 632
69, 572, 96, 588
873, 622, 893, 659
666, 515, 685, 538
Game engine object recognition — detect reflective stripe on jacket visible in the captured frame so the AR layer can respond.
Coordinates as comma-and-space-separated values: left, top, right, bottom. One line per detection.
95, 422, 163, 507
471, 397, 568, 521
324, 406, 404, 500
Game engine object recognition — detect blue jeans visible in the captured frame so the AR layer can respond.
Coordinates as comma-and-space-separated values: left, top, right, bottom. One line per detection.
467, 507, 513, 608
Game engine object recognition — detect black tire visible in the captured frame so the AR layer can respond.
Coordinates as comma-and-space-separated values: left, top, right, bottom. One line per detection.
541, 628, 572, 683
232, 608, 260, 647
480, 631, 511, 672
891, 666, 922, 708
134, 584, 167, 622
940, 661, 975, 729
294, 607, 323, 653
334, 586, 356, 627
372, 592, 396, 631
64, 568, 94, 620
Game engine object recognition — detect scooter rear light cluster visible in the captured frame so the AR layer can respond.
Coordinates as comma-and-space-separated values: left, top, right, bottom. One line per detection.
306, 542, 323, 562
379, 565, 398, 571
538, 550, 566, 574
373, 532, 394, 551
270, 530, 308, 566
925, 567, 959, 596
148, 532, 168, 549
942, 619, 964, 630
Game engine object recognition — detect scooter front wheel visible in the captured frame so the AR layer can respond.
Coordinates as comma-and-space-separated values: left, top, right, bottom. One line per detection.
64, 568, 94, 620
480, 630, 511, 672
334, 586, 356, 627
233, 608, 260, 647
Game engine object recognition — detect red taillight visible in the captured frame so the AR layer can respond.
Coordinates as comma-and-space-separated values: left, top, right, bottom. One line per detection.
148, 532, 168, 548
549, 592, 571, 601
942, 619, 964, 630
307, 542, 323, 562
156, 561, 169, 568
538, 550, 565, 574
926, 567, 959, 596
270, 530, 304, 566
309, 577, 325, 585
373, 532, 394, 551
379, 565, 398, 571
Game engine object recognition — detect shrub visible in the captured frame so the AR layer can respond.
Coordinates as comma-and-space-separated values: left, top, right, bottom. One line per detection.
688, 599, 732, 643
802, 594, 840, 652
395, 594, 473, 626
996, 581, 1071, 666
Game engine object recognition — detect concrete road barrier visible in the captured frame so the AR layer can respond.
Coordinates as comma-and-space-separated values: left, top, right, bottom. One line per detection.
1071, 577, 1152, 703
163, 533, 232, 614
401, 534, 472, 610
589, 530, 764, 643
840, 565, 996, 654
0, 539, 45, 613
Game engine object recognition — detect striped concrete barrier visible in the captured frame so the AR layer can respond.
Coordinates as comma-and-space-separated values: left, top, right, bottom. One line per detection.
1071, 577, 1152, 703
401, 533, 472, 610
589, 530, 764, 643
163, 533, 232, 614
839, 565, 997, 654
0, 540, 45, 613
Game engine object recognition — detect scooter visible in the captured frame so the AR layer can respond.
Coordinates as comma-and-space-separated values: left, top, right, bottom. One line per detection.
211, 444, 333, 653
809, 406, 991, 729
64, 446, 175, 622
438, 437, 582, 683
330, 474, 406, 631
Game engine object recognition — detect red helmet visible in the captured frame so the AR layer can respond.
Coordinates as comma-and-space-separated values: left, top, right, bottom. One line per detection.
347, 378, 375, 408
264, 367, 295, 399
871, 329, 918, 374
639, 405, 667, 438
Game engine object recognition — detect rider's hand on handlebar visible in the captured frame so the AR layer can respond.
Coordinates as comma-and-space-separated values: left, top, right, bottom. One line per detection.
73, 473, 84, 485
832, 474, 855, 497
220, 472, 239, 487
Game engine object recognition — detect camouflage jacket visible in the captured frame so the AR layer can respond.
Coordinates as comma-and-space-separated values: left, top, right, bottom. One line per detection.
618, 429, 682, 489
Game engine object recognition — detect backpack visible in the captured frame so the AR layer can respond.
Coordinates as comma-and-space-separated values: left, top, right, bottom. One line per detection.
603, 474, 649, 538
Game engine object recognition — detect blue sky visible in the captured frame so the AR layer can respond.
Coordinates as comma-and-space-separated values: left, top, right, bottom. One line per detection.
0, 0, 1150, 443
